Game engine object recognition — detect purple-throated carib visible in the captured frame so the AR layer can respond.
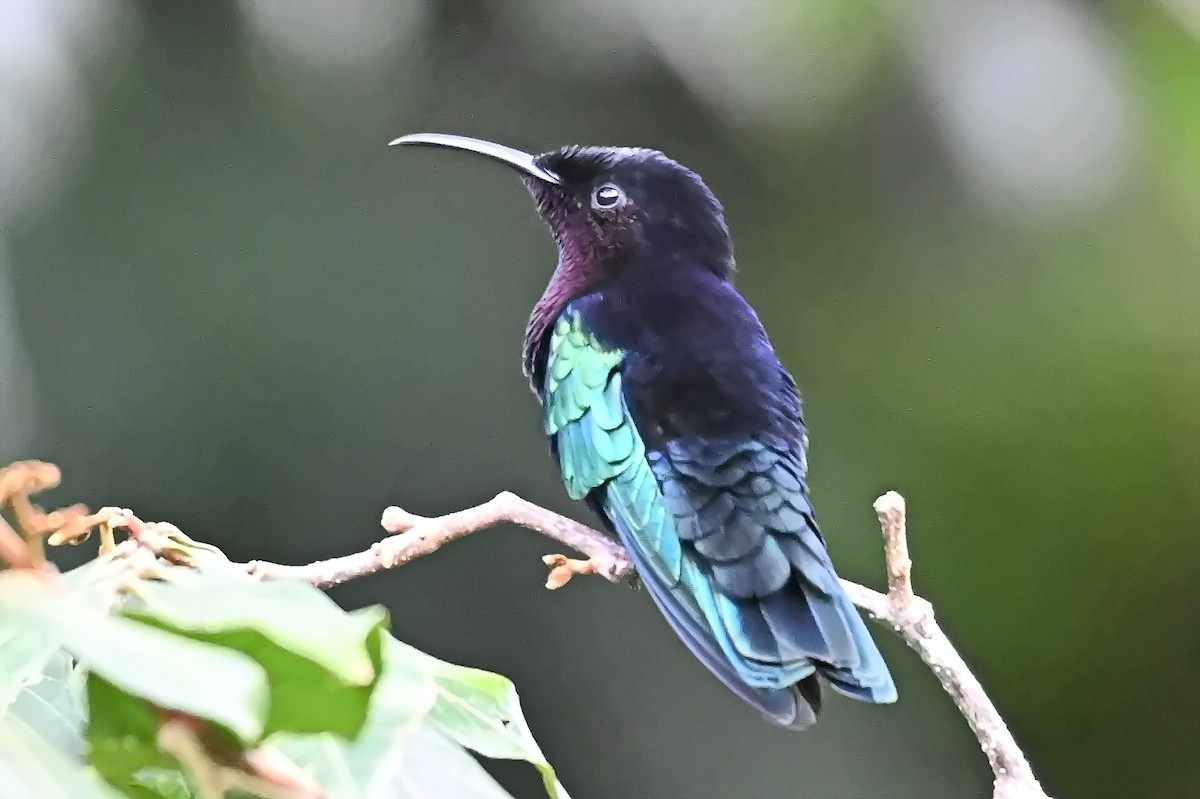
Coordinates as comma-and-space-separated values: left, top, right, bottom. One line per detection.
392, 133, 897, 728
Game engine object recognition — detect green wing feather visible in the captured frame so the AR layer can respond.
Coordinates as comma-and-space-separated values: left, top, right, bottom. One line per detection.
542, 312, 683, 583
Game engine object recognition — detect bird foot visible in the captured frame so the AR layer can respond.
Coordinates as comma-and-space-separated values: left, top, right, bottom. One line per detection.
542, 553, 599, 590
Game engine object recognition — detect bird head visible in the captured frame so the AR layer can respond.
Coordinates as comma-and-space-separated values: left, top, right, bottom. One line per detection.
392, 133, 734, 279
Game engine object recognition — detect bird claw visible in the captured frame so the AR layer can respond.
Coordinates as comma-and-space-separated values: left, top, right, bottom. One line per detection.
542, 553, 598, 590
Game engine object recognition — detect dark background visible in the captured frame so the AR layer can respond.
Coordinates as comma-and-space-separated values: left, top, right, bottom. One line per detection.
2, 1, 1197, 797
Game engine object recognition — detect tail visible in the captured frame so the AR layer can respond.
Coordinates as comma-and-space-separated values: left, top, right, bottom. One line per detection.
622, 531, 825, 729
593, 454, 897, 729
810, 587, 897, 704
639, 532, 896, 725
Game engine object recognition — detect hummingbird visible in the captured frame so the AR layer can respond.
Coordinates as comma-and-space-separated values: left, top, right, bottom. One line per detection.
392, 133, 897, 728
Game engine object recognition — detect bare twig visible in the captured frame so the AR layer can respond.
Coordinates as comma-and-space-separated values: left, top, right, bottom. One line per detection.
234, 489, 1050, 799
865, 493, 1051, 799
876, 492, 915, 618
243, 491, 631, 587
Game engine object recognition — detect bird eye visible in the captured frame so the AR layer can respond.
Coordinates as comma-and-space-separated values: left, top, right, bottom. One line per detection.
591, 183, 625, 210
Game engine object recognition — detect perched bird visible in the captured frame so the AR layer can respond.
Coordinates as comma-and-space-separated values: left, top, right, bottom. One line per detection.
392, 133, 897, 728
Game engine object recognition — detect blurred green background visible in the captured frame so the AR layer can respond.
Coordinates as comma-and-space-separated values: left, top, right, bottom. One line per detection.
2, 1, 1197, 797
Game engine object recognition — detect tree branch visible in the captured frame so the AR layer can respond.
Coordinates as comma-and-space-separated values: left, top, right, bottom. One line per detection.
243, 491, 631, 588
223, 490, 1047, 799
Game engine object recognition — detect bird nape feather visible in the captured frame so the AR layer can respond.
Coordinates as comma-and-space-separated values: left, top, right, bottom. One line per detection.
392, 133, 898, 728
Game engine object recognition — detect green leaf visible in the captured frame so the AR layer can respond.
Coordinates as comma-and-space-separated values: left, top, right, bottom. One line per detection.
125, 568, 388, 738
1, 561, 567, 799
269, 637, 561, 799
85, 676, 198, 799
71, 617, 268, 746
0, 590, 64, 712
128, 770, 191, 799
369, 725, 515, 799
5, 650, 85, 758
399, 643, 570, 799
0, 571, 269, 744
0, 716, 121, 799
269, 636, 441, 797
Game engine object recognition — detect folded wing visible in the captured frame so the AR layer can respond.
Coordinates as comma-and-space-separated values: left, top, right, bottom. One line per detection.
541, 309, 896, 727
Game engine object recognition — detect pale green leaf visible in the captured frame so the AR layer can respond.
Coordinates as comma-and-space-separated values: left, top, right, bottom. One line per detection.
269, 634, 439, 797
0, 716, 121, 799
397, 642, 570, 799
85, 675, 200, 799
5, 650, 84, 758
378, 725, 515, 799
0, 571, 269, 743
126, 567, 387, 738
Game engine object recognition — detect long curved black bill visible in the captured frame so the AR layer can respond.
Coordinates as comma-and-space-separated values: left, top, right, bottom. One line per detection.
389, 133, 561, 185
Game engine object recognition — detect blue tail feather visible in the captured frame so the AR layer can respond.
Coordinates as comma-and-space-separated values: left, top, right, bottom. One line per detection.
616, 508, 820, 730
619, 439, 897, 718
